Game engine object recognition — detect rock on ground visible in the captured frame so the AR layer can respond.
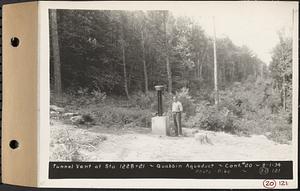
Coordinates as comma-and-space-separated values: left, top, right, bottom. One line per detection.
50, 105, 65, 113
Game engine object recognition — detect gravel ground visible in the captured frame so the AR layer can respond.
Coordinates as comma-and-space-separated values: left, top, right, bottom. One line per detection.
50, 120, 293, 161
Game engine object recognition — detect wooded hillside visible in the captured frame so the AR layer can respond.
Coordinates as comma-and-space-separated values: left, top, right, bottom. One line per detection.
50, 10, 267, 96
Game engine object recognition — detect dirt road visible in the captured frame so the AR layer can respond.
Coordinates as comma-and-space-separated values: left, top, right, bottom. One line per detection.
50, 120, 292, 161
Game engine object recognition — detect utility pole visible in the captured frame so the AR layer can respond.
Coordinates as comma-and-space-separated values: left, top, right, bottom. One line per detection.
213, 17, 219, 106
163, 11, 172, 94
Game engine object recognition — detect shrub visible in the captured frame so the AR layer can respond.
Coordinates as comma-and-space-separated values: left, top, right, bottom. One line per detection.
129, 91, 156, 110
52, 88, 106, 107
90, 89, 107, 104
50, 125, 107, 161
89, 105, 152, 128
186, 103, 242, 134
265, 109, 292, 143
264, 90, 282, 113
50, 127, 86, 161
267, 122, 292, 144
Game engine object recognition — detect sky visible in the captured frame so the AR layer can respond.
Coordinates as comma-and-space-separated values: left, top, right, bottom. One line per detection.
169, 1, 298, 65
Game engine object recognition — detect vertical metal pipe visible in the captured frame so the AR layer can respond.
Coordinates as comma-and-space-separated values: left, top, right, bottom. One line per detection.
155, 85, 164, 116
157, 90, 163, 116
157, 90, 160, 116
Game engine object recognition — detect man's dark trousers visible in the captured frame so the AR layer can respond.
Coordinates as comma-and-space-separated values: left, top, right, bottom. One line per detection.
173, 112, 182, 136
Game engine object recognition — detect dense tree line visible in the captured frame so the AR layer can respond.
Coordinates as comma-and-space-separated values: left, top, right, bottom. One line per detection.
269, 34, 293, 112
50, 10, 267, 98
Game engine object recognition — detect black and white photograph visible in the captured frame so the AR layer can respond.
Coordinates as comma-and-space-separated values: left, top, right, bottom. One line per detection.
48, 2, 297, 163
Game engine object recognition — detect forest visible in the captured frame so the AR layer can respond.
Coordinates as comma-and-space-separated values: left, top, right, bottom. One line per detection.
49, 9, 293, 154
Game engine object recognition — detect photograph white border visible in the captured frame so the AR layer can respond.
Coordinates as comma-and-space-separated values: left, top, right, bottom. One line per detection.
37, 1, 298, 188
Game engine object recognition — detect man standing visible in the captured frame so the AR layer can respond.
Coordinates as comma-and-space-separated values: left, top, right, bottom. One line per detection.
172, 96, 183, 136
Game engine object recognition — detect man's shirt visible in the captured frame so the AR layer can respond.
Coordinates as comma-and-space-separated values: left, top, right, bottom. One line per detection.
172, 101, 183, 112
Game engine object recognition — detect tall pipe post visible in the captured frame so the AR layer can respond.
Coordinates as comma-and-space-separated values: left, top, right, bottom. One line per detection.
155, 85, 164, 116
213, 16, 219, 106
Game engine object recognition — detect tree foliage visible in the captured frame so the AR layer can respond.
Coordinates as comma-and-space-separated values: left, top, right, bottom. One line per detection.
269, 34, 293, 112
50, 10, 266, 97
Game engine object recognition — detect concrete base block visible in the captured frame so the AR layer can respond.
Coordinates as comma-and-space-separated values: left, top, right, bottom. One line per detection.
151, 116, 170, 136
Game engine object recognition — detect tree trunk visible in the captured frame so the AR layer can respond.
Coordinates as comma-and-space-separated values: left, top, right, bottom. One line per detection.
197, 58, 200, 78
163, 11, 172, 94
282, 76, 286, 110
50, 9, 62, 103
121, 39, 129, 99
199, 59, 203, 80
141, 30, 149, 94
120, 23, 129, 99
